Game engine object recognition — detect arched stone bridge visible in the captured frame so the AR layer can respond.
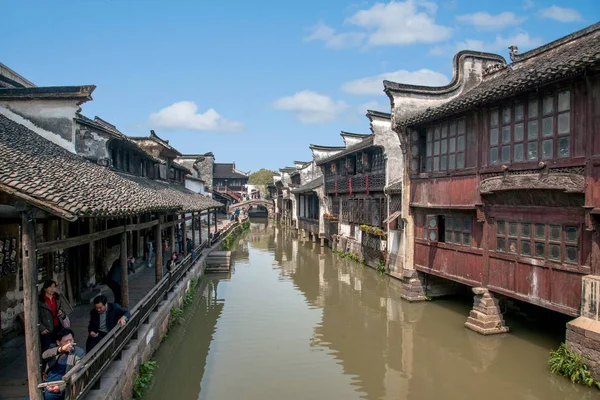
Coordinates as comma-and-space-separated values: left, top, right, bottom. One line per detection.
228, 199, 274, 216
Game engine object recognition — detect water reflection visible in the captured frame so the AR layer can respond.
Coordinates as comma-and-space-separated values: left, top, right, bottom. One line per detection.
146, 223, 596, 400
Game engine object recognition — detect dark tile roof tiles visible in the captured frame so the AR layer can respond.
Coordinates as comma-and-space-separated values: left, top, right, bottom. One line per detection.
213, 163, 249, 179
0, 114, 221, 220
397, 25, 600, 128
316, 136, 375, 165
291, 177, 323, 193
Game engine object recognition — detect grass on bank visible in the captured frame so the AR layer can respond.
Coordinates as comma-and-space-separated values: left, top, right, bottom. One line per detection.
132, 360, 158, 399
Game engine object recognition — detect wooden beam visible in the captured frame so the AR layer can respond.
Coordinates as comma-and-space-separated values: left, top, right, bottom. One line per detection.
37, 225, 125, 254
159, 217, 185, 229
22, 211, 42, 400
125, 219, 159, 232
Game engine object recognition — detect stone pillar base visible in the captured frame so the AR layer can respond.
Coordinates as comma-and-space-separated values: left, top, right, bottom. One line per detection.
399, 269, 428, 302
320, 238, 325, 247
566, 317, 600, 381
464, 288, 509, 335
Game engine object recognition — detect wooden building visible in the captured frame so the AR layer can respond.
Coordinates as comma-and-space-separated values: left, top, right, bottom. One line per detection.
316, 132, 388, 267
212, 162, 249, 202
384, 23, 600, 375
0, 80, 223, 397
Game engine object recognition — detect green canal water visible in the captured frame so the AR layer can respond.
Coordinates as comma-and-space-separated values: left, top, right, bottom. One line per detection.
145, 221, 597, 400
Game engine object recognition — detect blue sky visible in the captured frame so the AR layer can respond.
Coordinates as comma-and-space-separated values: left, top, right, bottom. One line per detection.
3, 0, 598, 172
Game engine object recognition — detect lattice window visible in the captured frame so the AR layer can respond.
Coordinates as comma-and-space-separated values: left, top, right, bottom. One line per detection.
341, 198, 350, 222
372, 148, 385, 171
332, 198, 340, 217
495, 220, 579, 264
389, 194, 402, 213
362, 230, 385, 264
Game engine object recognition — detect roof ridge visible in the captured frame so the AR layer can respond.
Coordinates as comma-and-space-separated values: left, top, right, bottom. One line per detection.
511, 22, 600, 63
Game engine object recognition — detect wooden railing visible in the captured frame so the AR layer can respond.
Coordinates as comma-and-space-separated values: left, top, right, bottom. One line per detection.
298, 217, 319, 235
61, 230, 226, 400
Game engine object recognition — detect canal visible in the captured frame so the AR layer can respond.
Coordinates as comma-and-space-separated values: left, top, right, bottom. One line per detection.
145, 221, 596, 400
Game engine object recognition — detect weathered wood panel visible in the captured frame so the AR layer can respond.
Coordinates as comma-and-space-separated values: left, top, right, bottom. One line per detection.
414, 240, 483, 285
411, 175, 479, 207
550, 269, 582, 312
488, 256, 515, 292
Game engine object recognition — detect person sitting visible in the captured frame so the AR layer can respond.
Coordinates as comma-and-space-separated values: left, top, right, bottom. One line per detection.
40, 328, 85, 400
166, 252, 179, 272
86, 295, 129, 352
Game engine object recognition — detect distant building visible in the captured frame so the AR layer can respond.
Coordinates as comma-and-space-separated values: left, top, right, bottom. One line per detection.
212, 162, 249, 202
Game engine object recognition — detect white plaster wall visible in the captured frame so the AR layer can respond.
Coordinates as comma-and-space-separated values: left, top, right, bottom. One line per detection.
185, 179, 205, 195
312, 148, 343, 162
341, 134, 365, 147
0, 100, 79, 148
340, 222, 352, 237
75, 127, 111, 161
0, 105, 76, 153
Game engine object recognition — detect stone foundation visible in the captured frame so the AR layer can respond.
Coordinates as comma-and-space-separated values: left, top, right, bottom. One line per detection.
464, 288, 509, 335
398, 269, 427, 301
566, 318, 600, 381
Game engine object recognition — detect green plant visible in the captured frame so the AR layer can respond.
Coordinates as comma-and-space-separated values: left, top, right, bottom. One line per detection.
183, 288, 195, 307
548, 343, 600, 389
132, 360, 158, 399
377, 259, 386, 274
169, 307, 184, 328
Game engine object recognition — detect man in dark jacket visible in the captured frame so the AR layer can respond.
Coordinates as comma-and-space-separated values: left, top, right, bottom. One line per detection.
86, 295, 130, 352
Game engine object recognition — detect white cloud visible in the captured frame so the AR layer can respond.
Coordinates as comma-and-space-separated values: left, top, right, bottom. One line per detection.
346, 0, 453, 46
149, 101, 243, 132
540, 6, 583, 22
341, 69, 449, 95
272, 90, 349, 124
430, 32, 543, 56
456, 12, 525, 31
304, 21, 365, 49
522, 0, 535, 10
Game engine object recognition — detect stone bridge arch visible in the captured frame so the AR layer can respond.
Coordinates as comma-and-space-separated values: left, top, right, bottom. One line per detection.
228, 199, 274, 216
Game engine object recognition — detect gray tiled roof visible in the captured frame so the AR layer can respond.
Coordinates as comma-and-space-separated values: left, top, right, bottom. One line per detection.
0, 114, 222, 220
393, 23, 600, 128
291, 177, 323, 194
315, 136, 375, 165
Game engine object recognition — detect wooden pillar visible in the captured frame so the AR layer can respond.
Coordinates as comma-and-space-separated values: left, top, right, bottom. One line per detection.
120, 229, 129, 308
88, 218, 96, 286
182, 212, 188, 256
207, 209, 211, 237
191, 212, 196, 248
170, 214, 176, 254
22, 211, 42, 400
199, 212, 203, 244
155, 216, 163, 283
214, 209, 218, 232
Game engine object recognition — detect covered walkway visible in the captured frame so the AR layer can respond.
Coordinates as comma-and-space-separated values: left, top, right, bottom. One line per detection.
0, 216, 231, 400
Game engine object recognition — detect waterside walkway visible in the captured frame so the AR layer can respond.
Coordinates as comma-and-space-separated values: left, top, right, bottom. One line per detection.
0, 216, 233, 400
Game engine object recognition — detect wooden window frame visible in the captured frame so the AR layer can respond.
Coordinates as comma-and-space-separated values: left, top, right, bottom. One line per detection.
488, 89, 571, 166
495, 220, 580, 264
422, 118, 466, 173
